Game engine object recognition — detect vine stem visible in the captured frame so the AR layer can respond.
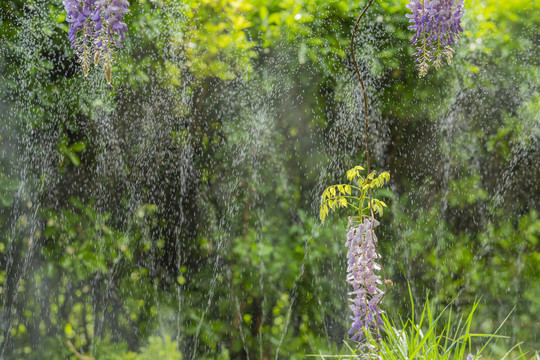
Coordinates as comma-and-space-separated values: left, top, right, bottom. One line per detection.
351, 3, 389, 296
350, 0, 374, 177
350, 0, 390, 355
351, 0, 389, 295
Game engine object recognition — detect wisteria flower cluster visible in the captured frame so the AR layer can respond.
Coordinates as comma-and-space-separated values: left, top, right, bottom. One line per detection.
63, 0, 130, 83
346, 218, 385, 344
406, 0, 465, 76
319, 167, 390, 353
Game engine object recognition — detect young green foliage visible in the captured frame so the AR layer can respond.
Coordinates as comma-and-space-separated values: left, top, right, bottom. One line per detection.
319, 166, 390, 223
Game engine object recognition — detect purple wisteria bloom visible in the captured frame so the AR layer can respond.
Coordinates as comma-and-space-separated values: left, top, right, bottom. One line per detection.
93, 0, 129, 49
406, 0, 465, 76
103, 0, 130, 44
346, 218, 385, 344
63, 0, 130, 82
64, 0, 96, 75
93, 0, 130, 82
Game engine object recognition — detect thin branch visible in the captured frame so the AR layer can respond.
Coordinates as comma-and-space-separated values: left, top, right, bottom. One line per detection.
350, 0, 374, 177
67, 340, 94, 360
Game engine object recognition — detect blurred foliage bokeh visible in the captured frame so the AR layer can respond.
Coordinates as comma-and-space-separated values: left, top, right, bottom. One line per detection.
0, 0, 538, 358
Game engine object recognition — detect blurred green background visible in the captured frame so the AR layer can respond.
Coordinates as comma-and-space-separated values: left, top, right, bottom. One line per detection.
0, 0, 538, 358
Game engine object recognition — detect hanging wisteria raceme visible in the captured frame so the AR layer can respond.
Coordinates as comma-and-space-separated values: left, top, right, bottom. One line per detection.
64, 0, 96, 76
346, 217, 385, 345
63, 0, 130, 83
319, 168, 391, 354
406, 0, 465, 76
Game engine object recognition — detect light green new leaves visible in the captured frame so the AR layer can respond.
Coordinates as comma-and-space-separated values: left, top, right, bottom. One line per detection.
319, 166, 390, 223
346, 165, 365, 181
370, 198, 388, 217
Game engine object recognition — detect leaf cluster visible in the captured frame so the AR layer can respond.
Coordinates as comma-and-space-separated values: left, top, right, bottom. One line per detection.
320, 166, 390, 223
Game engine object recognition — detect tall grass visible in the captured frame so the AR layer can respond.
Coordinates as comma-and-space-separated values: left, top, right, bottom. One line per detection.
310, 289, 539, 360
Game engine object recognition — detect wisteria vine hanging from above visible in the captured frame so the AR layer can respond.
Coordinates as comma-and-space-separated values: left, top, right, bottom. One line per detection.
406, 0, 465, 76
320, 166, 391, 353
63, 0, 130, 83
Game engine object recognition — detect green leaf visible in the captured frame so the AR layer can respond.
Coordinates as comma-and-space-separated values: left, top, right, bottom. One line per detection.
66, 151, 80, 167
69, 141, 86, 152
268, 12, 281, 25
323, 189, 330, 199
260, 6, 268, 20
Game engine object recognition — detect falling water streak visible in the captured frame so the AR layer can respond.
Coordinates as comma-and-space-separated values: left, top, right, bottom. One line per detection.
90, 211, 130, 356
512, 243, 525, 344
311, 253, 336, 353
0, 1, 53, 352
7, 88, 68, 340
0, 181, 42, 356
86, 41, 196, 351
236, 105, 275, 360
274, 225, 314, 360
435, 90, 464, 301
482, 108, 539, 343
318, 289, 333, 351
229, 267, 251, 360
255, 210, 266, 360
175, 218, 187, 346
190, 230, 226, 360
0, 179, 24, 356
82, 38, 189, 349
244, 113, 270, 360
158, 4, 192, 345
210, 81, 282, 359
87, 87, 131, 355
487, 121, 540, 219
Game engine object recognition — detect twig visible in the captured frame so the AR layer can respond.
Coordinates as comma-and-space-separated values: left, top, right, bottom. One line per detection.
67, 340, 94, 360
